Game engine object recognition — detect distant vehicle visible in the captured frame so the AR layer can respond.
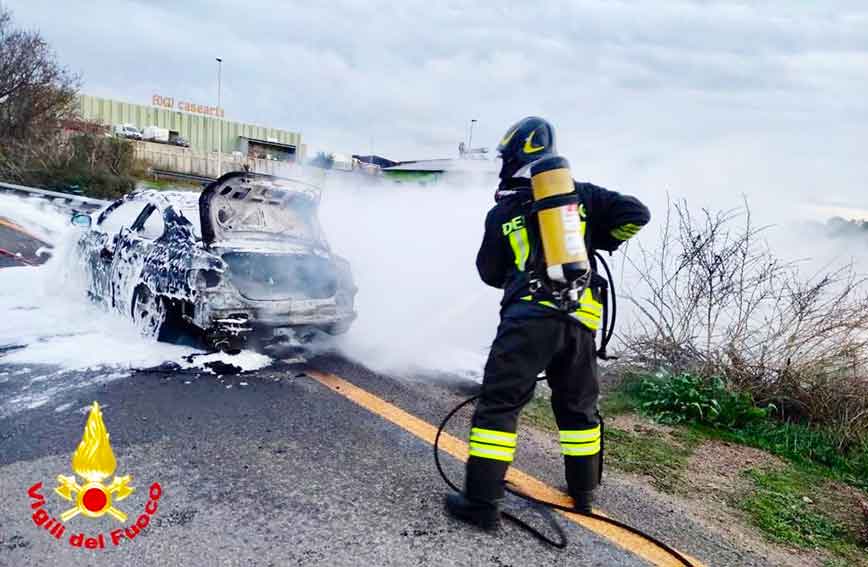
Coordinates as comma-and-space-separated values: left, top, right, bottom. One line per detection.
112, 123, 143, 140
170, 135, 190, 148
70, 172, 357, 351
143, 126, 169, 143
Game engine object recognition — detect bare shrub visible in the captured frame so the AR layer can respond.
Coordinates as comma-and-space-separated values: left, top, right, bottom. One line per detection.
0, 6, 79, 157
623, 196, 868, 445
0, 7, 133, 198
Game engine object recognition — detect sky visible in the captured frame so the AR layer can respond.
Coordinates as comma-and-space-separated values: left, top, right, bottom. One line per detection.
6, 0, 868, 219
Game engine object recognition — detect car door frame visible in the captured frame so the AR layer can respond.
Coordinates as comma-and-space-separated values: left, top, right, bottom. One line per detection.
81, 197, 135, 302
109, 202, 164, 316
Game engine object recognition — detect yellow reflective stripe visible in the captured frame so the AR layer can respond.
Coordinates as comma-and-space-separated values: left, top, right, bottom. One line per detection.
469, 443, 515, 462
539, 300, 557, 308
571, 312, 601, 330
508, 227, 529, 271
573, 288, 603, 330
470, 428, 517, 448
581, 304, 602, 315
611, 223, 643, 241
470, 428, 516, 441
580, 288, 601, 308
521, 295, 533, 301
561, 441, 601, 456
559, 426, 601, 442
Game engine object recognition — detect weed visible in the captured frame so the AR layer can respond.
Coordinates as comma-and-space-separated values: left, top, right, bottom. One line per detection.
741, 468, 866, 563
626, 371, 868, 491
636, 371, 772, 429
521, 389, 557, 432
604, 427, 698, 493
600, 376, 641, 416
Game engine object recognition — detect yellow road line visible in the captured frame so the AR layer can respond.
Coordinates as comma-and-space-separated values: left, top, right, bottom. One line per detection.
306, 370, 705, 567
0, 218, 42, 242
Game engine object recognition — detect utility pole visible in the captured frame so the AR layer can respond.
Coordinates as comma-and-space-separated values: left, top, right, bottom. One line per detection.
468, 119, 478, 152
216, 57, 223, 178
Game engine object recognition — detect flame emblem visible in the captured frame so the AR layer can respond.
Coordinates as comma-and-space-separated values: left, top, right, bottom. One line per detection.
54, 402, 134, 522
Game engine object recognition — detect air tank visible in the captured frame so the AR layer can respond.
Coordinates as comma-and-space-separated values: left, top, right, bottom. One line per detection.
530, 156, 589, 284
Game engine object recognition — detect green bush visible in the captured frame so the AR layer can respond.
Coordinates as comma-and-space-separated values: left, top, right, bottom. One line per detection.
637, 371, 772, 429
21, 134, 137, 200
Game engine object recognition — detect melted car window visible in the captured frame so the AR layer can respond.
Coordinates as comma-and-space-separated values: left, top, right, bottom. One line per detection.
100, 201, 147, 234
176, 205, 202, 239
139, 209, 165, 240
214, 199, 317, 240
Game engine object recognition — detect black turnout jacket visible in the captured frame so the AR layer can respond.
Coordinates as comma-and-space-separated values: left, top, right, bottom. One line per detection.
476, 177, 650, 324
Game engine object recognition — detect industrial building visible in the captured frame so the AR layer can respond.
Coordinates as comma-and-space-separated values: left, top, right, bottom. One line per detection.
77, 94, 305, 161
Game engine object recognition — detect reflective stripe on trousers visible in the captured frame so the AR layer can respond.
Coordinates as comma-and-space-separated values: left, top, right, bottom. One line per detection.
469, 427, 517, 462
560, 425, 601, 456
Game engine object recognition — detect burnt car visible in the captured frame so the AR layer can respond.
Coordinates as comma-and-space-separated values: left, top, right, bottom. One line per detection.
71, 172, 357, 350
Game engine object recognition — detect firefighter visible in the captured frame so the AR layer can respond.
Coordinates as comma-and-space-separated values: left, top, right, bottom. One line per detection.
445, 116, 650, 529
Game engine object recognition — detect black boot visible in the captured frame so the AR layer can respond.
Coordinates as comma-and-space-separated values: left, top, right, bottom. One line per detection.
445, 457, 508, 530
565, 453, 601, 514
570, 490, 594, 514
445, 493, 500, 530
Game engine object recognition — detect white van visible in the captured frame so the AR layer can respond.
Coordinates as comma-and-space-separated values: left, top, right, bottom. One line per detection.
112, 124, 143, 140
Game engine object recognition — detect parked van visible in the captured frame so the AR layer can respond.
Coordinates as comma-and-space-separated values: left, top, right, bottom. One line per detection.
143, 126, 170, 143
112, 124, 143, 140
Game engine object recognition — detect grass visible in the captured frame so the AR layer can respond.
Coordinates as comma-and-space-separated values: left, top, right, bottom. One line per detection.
602, 372, 868, 563
694, 422, 868, 492
521, 390, 558, 432
520, 387, 700, 493
605, 426, 699, 492
520, 376, 868, 563
740, 467, 866, 563
618, 371, 868, 492
135, 177, 203, 191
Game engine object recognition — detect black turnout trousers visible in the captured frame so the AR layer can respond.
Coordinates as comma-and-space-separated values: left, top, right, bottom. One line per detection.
465, 310, 602, 503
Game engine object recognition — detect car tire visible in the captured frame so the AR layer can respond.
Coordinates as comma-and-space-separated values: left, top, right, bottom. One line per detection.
131, 285, 168, 341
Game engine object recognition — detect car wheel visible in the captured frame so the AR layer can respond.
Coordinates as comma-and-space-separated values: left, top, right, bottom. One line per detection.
132, 285, 167, 340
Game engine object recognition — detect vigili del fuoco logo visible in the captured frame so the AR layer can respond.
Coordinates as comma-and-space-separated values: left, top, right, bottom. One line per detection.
26, 402, 163, 549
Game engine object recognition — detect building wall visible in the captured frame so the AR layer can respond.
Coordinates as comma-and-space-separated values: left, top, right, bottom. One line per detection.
132, 140, 298, 179
77, 94, 302, 156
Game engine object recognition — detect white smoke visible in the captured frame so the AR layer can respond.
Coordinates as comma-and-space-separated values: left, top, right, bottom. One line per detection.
318, 172, 502, 378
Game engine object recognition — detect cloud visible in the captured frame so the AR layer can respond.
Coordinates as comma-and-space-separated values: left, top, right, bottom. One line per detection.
6, 0, 868, 217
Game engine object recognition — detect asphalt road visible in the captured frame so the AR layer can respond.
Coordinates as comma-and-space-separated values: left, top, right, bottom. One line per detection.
0, 219, 50, 267
0, 348, 791, 567
0, 218, 773, 566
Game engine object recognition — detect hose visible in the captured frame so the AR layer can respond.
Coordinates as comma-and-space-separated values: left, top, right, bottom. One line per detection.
594, 251, 617, 360
434, 392, 567, 548
434, 390, 696, 566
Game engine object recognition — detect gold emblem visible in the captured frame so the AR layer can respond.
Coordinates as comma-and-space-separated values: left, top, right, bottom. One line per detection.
54, 402, 134, 522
